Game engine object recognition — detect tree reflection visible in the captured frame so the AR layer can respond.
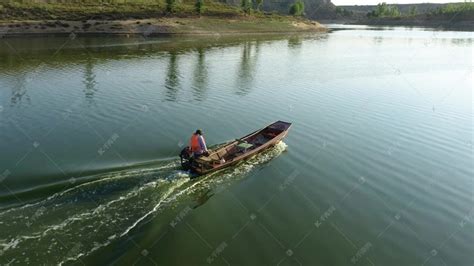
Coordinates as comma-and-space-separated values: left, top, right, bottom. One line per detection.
451, 38, 473, 46
83, 58, 98, 105
165, 52, 180, 102
236, 41, 260, 96
192, 48, 208, 101
10, 74, 31, 106
373, 36, 384, 44
288, 35, 303, 49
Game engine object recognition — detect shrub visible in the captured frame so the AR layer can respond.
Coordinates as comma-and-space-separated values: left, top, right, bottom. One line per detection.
289, 0, 304, 16
166, 0, 176, 13
255, 0, 263, 11
367, 2, 400, 18
241, 0, 252, 14
195, 0, 204, 14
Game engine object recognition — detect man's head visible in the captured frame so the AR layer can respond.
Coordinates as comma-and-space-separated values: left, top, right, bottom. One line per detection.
195, 129, 202, 135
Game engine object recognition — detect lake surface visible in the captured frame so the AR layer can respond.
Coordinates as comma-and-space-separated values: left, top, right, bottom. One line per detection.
0, 26, 472, 265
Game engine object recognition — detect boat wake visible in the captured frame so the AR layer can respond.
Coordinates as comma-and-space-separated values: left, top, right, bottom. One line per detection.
0, 142, 287, 265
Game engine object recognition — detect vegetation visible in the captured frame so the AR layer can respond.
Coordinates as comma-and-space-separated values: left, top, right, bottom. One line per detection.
289, 0, 304, 16
195, 0, 204, 14
0, 0, 240, 20
367, 2, 400, 18
408, 6, 417, 16
241, 0, 252, 14
166, 0, 176, 13
0, 1, 325, 35
363, 1, 474, 19
335, 6, 353, 17
255, 0, 264, 12
430, 1, 474, 15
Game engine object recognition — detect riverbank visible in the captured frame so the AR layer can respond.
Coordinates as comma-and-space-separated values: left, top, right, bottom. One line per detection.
321, 3, 474, 31
0, 2, 324, 37
360, 17, 474, 31
0, 17, 324, 37
320, 18, 473, 31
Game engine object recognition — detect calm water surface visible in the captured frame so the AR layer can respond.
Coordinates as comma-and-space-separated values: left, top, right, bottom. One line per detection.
0, 26, 472, 265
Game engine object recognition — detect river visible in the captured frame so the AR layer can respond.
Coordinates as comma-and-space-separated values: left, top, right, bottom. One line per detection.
0, 25, 472, 265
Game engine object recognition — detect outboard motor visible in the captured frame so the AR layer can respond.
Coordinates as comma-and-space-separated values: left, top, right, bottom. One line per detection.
179, 146, 192, 171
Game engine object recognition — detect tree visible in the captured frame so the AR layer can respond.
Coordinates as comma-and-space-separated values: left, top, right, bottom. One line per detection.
336, 6, 353, 17
408, 6, 417, 16
255, 0, 263, 12
241, 0, 252, 14
166, 0, 176, 12
289, 0, 304, 16
195, 0, 204, 14
367, 2, 400, 18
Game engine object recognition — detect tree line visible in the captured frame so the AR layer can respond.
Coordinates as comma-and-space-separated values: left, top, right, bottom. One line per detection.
366, 1, 473, 18
165, 0, 305, 16
332, 1, 473, 19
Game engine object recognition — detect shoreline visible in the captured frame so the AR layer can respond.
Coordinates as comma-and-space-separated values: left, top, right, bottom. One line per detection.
319, 18, 474, 31
0, 17, 326, 38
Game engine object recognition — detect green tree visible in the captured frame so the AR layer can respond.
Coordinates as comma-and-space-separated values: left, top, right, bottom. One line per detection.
289, 0, 304, 16
241, 0, 252, 13
166, 0, 176, 12
195, 0, 204, 14
367, 2, 400, 18
255, 0, 263, 11
335, 6, 353, 17
408, 6, 417, 16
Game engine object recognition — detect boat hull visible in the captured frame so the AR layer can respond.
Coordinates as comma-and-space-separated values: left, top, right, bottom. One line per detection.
180, 121, 292, 176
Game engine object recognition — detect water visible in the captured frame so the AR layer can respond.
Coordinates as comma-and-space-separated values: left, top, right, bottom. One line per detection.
0, 26, 472, 265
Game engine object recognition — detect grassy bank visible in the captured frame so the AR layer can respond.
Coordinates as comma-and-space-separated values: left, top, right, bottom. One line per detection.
0, 0, 236, 21
0, 1, 325, 36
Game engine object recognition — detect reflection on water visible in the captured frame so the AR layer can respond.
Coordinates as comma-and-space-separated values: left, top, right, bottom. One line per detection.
10, 74, 31, 106
373, 36, 384, 44
192, 48, 208, 101
165, 52, 180, 102
236, 41, 259, 96
288, 35, 303, 49
83, 58, 98, 104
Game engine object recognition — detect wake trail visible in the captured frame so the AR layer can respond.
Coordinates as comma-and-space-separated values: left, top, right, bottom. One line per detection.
0, 160, 179, 216
0, 142, 288, 265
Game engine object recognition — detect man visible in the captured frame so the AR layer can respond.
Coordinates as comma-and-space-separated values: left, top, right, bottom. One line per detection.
189, 129, 208, 158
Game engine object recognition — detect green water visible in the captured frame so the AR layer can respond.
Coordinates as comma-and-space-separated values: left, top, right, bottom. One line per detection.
0, 26, 472, 265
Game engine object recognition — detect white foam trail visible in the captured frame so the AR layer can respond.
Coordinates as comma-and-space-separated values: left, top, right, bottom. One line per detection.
118, 142, 288, 237
60, 143, 288, 264
5, 142, 288, 265
119, 176, 189, 237
0, 161, 178, 216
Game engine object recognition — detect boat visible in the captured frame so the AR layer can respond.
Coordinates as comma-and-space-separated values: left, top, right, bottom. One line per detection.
179, 121, 292, 176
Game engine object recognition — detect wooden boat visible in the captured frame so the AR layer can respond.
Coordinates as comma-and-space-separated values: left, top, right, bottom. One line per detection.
179, 121, 292, 176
